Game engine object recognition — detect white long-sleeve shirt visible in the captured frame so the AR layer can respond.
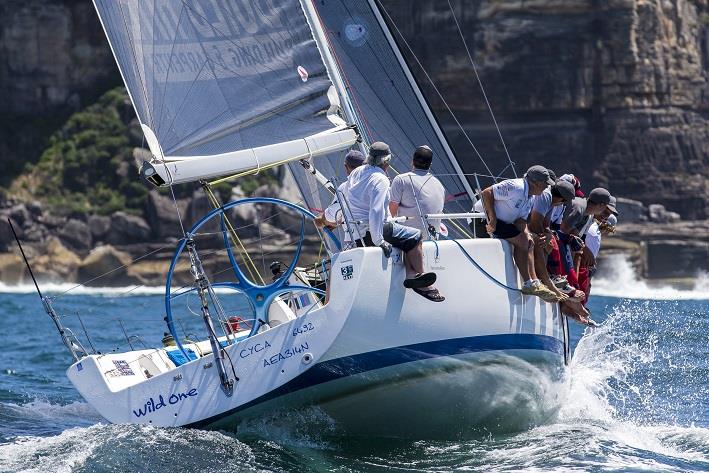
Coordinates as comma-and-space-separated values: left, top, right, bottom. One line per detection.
343, 164, 390, 245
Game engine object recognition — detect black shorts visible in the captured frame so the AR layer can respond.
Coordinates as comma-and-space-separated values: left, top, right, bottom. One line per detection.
469, 219, 490, 238
383, 222, 422, 252
492, 220, 521, 239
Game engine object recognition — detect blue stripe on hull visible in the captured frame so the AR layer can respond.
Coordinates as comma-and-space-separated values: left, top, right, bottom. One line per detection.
188, 333, 563, 429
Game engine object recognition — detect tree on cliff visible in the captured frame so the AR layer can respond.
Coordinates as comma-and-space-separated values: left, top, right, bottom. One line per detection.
10, 87, 146, 215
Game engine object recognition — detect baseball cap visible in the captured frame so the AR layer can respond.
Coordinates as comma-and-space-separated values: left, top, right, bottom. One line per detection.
368, 141, 391, 166
344, 150, 365, 168
525, 165, 555, 186
553, 180, 576, 202
588, 187, 611, 205
607, 195, 619, 215
413, 145, 433, 166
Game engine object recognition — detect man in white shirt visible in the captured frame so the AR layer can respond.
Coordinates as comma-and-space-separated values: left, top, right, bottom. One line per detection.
344, 141, 444, 302
578, 198, 618, 304
314, 149, 365, 245
474, 165, 560, 302
388, 145, 446, 238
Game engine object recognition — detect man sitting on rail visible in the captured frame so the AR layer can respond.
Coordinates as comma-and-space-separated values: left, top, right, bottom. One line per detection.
577, 197, 618, 305
388, 145, 446, 239
473, 165, 560, 302
552, 187, 613, 323
528, 179, 576, 301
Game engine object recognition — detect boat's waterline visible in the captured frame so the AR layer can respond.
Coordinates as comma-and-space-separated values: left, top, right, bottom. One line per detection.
202, 339, 565, 438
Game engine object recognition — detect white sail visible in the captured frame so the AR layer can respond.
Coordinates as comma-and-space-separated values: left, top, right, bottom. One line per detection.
92, 0, 357, 185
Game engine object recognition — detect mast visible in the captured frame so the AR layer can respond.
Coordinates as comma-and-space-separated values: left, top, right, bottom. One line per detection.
300, 0, 366, 152
365, 0, 476, 201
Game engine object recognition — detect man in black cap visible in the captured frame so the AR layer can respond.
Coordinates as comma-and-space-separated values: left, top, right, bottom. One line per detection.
343, 141, 444, 302
473, 165, 561, 302
553, 187, 612, 323
389, 145, 446, 238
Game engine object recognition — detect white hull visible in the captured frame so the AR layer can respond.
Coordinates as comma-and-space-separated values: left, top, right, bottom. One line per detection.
67, 239, 568, 434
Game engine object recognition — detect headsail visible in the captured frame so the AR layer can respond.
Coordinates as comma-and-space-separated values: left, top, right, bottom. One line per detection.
92, 0, 358, 185
288, 0, 475, 226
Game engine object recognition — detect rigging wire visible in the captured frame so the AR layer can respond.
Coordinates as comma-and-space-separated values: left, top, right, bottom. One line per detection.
203, 185, 265, 285
374, 0, 495, 181
445, 0, 517, 178
53, 243, 176, 299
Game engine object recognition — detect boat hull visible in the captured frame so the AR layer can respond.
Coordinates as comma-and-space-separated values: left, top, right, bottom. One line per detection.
67, 239, 568, 434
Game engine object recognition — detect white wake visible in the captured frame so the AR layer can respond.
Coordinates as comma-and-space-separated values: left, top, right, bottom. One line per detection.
593, 253, 709, 300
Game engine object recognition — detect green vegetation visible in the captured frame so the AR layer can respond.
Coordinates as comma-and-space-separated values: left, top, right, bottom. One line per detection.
13, 87, 277, 216
16, 87, 142, 215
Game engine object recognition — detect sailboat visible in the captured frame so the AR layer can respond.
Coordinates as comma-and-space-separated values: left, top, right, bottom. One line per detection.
28, 0, 570, 436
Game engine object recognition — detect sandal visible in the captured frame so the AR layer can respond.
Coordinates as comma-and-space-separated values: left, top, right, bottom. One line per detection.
412, 286, 445, 302
403, 272, 437, 289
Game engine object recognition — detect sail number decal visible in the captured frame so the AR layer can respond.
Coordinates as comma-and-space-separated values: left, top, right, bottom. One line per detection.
262, 342, 310, 368
341, 264, 354, 280
292, 322, 314, 337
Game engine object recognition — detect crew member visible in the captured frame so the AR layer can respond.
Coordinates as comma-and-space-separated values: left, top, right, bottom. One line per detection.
528, 179, 576, 300
389, 145, 446, 238
345, 141, 444, 302
314, 149, 365, 246
473, 165, 560, 302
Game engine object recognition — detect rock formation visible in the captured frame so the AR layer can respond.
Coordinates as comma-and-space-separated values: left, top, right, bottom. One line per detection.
385, 0, 709, 219
0, 0, 119, 185
0, 0, 707, 285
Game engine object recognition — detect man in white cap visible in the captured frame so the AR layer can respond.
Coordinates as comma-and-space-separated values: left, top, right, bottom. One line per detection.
473, 165, 561, 302
389, 145, 446, 238
344, 141, 444, 302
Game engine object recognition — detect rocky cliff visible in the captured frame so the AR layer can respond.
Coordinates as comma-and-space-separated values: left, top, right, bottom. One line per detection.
2, 0, 706, 217
0, 0, 119, 186
385, 0, 709, 219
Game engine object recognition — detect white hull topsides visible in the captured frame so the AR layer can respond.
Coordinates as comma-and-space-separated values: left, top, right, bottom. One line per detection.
67, 239, 568, 433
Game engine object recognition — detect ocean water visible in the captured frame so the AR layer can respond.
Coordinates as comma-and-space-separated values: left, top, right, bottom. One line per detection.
0, 259, 708, 472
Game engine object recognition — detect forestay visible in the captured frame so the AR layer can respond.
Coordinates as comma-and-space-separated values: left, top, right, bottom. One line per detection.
288, 0, 475, 226
92, 0, 357, 185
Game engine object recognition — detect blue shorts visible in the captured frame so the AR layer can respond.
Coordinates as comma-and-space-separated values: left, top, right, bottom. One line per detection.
383, 222, 421, 252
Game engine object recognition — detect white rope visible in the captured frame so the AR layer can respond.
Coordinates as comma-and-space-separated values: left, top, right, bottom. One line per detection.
446, 0, 517, 178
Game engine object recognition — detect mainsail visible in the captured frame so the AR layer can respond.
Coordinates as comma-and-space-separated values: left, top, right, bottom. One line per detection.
92, 0, 358, 185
